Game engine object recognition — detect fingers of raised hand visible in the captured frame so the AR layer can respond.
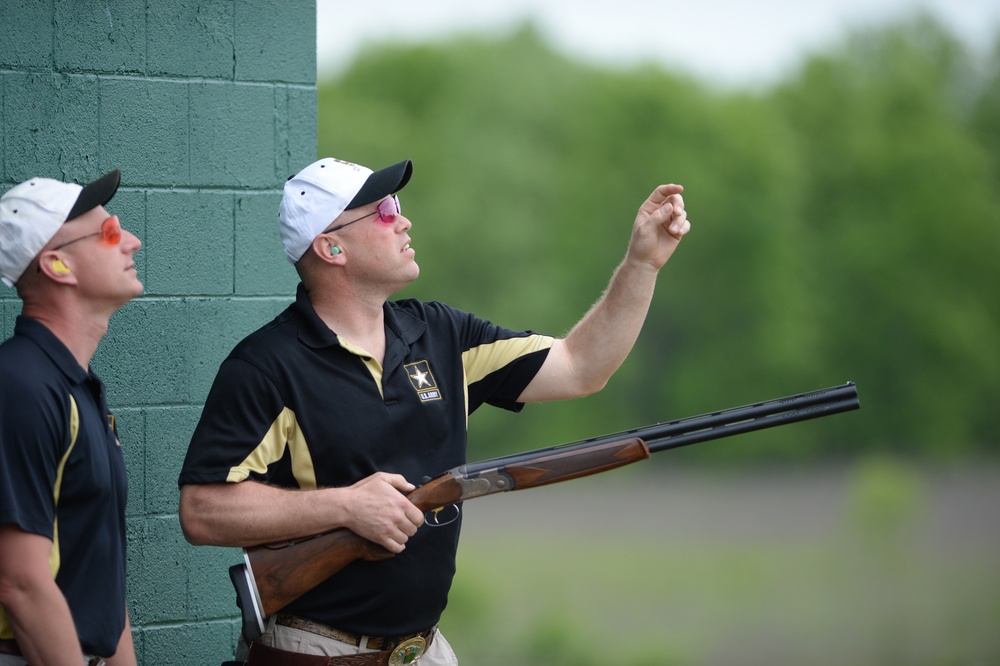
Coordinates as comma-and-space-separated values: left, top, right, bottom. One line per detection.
655, 183, 684, 199
662, 194, 689, 239
670, 218, 691, 239
642, 184, 683, 216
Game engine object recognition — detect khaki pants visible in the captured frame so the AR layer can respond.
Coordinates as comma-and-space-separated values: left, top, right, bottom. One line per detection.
236, 616, 459, 665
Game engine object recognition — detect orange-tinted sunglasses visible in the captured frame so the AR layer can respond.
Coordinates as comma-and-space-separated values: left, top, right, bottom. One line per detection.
50, 215, 123, 251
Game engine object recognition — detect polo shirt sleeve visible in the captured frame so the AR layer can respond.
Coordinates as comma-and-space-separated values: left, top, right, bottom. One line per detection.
0, 375, 70, 539
179, 356, 290, 487
456, 309, 555, 413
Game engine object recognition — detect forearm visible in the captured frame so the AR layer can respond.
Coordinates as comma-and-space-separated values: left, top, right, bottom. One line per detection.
519, 257, 660, 402
561, 257, 660, 391
519, 182, 689, 403
4, 582, 83, 666
179, 480, 350, 547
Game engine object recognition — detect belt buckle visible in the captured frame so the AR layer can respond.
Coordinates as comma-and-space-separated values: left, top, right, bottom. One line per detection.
388, 635, 426, 664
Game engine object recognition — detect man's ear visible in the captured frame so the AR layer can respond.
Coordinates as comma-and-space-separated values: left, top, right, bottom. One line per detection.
310, 235, 345, 265
36, 253, 78, 284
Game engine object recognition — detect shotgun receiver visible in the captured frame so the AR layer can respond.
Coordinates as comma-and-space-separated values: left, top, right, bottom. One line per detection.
230, 382, 859, 641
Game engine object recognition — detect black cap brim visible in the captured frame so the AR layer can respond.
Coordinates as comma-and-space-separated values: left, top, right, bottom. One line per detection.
346, 160, 412, 210
67, 169, 121, 221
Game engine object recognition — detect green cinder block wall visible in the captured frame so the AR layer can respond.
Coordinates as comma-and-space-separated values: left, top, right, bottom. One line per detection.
0, 1, 317, 663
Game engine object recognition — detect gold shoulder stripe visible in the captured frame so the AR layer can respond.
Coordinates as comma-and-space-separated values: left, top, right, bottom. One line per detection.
462, 335, 554, 385
225, 407, 318, 489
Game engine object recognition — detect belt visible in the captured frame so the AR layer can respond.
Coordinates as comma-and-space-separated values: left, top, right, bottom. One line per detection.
0, 639, 105, 665
274, 614, 436, 653
249, 640, 432, 666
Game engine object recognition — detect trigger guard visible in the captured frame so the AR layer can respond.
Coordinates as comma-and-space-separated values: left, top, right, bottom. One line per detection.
425, 503, 461, 527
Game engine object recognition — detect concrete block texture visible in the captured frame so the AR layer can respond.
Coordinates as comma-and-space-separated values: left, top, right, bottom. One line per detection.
235, 191, 299, 295
93, 296, 291, 407
2, 72, 101, 182
54, 0, 147, 75
147, 2, 236, 79
235, 0, 316, 83
99, 78, 190, 185
137, 616, 241, 666
0, 0, 53, 69
144, 189, 237, 294
190, 81, 279, 187
2, 2, 318, 663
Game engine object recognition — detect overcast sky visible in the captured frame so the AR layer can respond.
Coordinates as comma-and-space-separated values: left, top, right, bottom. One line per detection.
317, 0, 1000, 86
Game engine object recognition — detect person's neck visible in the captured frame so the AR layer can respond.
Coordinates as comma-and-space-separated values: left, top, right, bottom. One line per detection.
21, 303, 109, 371
309, 289, 388, 362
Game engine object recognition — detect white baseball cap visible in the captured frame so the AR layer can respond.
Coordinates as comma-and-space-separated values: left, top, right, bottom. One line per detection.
0, 169, 121, 287
278, 158, 412, 264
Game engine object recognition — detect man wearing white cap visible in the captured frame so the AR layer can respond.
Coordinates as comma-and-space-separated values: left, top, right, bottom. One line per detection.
179, 157, 691, 665
0, 170, 142, 666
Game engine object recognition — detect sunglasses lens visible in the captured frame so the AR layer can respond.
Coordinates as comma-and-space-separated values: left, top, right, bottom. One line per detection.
101, 216, 122, 245
378, 196, 400, 223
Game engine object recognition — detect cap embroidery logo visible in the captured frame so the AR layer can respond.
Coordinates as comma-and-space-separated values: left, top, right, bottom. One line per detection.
330, 158, 363, 171
405, 360, 442, 403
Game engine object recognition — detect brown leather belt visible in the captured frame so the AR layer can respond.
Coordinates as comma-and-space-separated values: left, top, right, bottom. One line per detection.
255, 614, 436, 665
248, 640, 431, 666
274, 614, 435, 652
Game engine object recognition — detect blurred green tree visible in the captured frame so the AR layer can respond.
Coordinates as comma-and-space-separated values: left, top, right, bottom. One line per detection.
774, 15, 1000, 455
316, 18, 1000, 461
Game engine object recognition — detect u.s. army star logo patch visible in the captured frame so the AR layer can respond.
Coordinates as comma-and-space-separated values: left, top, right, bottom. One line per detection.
405, 360, 442, 402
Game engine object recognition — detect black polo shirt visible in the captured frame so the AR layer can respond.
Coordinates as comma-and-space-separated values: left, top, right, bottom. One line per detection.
180, 284, 553, 635
0, 316, 128, 657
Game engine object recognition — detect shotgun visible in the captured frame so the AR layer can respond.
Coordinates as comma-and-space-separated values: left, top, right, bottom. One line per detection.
230, 381, 859, 641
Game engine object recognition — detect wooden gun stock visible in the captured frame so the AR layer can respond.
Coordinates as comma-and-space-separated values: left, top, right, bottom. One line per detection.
231, 382, 859, 642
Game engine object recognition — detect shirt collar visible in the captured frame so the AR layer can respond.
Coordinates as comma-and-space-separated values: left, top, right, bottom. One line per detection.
14, 315, 89, 384
293, 283, 340, 349
292, 283, 427, 351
